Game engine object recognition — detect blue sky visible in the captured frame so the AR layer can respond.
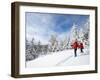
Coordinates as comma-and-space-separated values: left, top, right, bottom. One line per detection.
26, 12, 89, 44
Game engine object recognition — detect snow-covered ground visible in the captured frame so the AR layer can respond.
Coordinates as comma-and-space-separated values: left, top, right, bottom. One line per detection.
26, 48, 89, 68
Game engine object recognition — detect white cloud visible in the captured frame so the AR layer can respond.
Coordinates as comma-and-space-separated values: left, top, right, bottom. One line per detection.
26, 14, 56, 44
26, 13, 71, 45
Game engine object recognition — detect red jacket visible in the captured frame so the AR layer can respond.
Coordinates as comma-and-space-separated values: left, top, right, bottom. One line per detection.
71, 42, 79, 49
78, 43, 84, 49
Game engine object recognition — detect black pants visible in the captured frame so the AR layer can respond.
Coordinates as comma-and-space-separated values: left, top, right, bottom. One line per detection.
81, 48, 83, 53
74, 49, 77, 57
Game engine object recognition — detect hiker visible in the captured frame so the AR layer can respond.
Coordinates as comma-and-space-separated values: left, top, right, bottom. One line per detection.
79, 42, 84, 53
71, 40, 79, 57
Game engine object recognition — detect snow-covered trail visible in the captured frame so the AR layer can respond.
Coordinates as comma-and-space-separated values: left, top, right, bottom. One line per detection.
26, 48, 89, 68
56, 53, 89, 66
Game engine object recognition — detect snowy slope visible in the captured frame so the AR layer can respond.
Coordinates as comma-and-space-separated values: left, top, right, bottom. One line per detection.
57, 54, 89, 66
26, 48, 89, 68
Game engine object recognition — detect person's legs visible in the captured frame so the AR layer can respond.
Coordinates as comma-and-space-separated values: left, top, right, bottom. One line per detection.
81, 48, 83, 53
74, 49, 77, 57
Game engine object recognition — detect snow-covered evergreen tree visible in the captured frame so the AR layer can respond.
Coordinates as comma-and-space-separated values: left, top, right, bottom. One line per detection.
49, 34, 59, 52
26, 37, 39, 61
26, 38, 36, 61
83, 19, 90, 47
66, 36, 71, 49
70, 23, 79, 43
59, 37, 68, 50
79, 28, 84, 42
